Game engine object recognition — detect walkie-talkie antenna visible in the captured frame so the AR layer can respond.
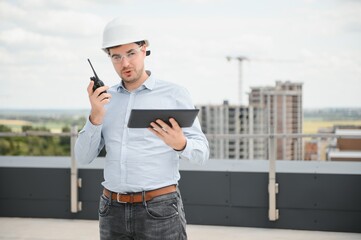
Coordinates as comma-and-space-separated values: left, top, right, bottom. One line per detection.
87, 58, 99, 79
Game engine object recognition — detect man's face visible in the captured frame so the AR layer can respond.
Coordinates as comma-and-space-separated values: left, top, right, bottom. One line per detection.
108, 43, 146, 87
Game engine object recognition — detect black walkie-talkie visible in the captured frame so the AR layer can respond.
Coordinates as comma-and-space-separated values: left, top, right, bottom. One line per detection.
87, 58, 106, 94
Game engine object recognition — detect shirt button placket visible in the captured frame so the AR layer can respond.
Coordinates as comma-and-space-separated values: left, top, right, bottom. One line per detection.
120, 92, 136, 183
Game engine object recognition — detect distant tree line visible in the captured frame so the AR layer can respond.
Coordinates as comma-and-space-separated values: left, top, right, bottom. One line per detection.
304, 108, 361, 120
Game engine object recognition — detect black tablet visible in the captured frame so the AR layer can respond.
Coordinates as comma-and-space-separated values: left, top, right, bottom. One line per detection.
127, 109, 199, 128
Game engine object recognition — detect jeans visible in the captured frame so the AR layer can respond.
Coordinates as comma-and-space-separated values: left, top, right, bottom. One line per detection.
99, 188, 187, 240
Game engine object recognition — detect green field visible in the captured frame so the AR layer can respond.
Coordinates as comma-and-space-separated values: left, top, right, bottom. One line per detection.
303, 120, 361, 134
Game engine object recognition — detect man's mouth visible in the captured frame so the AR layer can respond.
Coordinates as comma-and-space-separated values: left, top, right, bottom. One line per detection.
122, 69, 132, 76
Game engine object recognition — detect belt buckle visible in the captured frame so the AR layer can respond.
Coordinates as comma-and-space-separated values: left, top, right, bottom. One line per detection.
116, 193, 127, 203
117, 193, 135, 203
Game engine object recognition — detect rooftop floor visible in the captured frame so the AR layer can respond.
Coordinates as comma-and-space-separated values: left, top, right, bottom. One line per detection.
0, 217, 360, 240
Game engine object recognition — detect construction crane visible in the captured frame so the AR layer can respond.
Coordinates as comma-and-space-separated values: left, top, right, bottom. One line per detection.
226, 55, 297, 106
226, 56, 248, 105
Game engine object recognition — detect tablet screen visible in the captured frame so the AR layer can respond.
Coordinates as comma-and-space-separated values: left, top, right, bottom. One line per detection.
127, 109, 199, 128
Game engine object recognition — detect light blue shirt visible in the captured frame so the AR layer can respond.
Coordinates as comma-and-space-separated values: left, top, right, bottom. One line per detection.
75, 72, 209, 193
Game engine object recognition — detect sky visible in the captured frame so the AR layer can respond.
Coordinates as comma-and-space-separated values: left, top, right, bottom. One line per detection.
0, 0, 360, 109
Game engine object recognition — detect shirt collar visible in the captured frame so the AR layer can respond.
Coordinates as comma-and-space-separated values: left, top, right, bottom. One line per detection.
143, 70, 155, 90
117, 70, 154, 93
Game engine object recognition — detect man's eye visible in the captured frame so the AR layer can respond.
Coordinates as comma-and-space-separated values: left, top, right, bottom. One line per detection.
128, 52, 136, 57
112, 55, 121, 60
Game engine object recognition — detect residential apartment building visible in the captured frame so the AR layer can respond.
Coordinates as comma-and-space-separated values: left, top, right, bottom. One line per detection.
197, 81, 303, 160
197, 101, 266, 159
249, 81, 303, 160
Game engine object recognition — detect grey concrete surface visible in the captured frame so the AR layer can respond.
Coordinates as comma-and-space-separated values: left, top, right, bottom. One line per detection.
0, 217, 360, 240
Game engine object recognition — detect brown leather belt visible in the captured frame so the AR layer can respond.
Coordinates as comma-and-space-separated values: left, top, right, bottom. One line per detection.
103, 185, 177, 204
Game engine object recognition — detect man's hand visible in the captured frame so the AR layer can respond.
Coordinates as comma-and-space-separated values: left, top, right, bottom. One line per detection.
87, 81, 111, 125
148, 118, 187, 151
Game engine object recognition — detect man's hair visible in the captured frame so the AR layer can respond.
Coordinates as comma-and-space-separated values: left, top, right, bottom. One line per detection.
135, 40, 146, 46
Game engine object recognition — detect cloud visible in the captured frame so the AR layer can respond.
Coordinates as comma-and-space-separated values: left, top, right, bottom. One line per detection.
0, 27, 65, 48
0, 1, 27, 20
1, 1, 106, 38
29, 10, 105, 37
0, 0, 360, 108
0, 1, 107, 67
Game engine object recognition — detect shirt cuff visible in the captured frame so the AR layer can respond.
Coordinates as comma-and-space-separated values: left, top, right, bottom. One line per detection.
79, 116, 103, 135
176, 139, 192, 157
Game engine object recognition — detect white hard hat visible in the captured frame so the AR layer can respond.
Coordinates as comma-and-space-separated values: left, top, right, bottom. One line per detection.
102, 18, 150, 55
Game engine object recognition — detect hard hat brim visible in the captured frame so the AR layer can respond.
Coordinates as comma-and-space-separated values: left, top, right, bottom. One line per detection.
102, 39, 150, 55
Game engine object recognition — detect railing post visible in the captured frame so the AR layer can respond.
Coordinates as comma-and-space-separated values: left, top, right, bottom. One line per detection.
70, 125, 82, 213
268, 134, 279, 221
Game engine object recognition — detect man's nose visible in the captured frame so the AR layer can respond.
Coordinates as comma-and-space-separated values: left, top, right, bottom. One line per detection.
120, 56, 130, 66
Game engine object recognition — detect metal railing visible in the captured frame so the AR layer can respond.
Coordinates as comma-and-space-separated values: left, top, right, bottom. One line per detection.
69, 126, 81, 213
1, 130, 360, 220
205, 132, 361, 221
0, 126, 82, 213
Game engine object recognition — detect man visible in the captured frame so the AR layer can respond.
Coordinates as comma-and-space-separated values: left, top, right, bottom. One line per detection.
75, 17, 209, 240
